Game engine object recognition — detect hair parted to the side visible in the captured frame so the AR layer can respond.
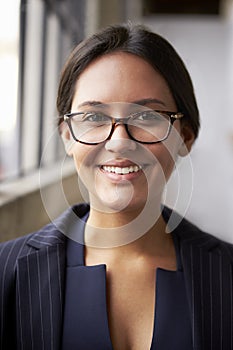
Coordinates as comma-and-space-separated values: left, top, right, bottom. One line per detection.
57, 23, 200, 139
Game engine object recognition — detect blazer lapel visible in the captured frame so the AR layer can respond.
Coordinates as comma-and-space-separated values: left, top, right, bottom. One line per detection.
14, 204, 90, 350
180, 234, 233, 350
15, 241, 66, 350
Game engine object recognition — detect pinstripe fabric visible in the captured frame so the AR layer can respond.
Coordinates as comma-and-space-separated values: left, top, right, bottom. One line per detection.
0, 220, 66, 350
177, 226, 233, 350
16, 243, 65, 350
0, 234, 31, 349
0, 203, 233, 350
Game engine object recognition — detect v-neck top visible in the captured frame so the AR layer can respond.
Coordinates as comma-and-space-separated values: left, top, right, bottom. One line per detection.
61, 213, 193, 350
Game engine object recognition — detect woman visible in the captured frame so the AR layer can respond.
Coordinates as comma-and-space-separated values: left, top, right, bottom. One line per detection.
1, 24, 233, 350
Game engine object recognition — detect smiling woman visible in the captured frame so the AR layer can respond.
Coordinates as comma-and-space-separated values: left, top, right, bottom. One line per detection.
60, 52, 191, 233
1, 23, 233, 350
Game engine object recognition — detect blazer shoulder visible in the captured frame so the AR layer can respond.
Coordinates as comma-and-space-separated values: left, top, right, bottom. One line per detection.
163, 206, 233, 261
182, 219, 233, 262
0, 231, 34, 261
0, 202, 90, 268
0, 223, 62, 271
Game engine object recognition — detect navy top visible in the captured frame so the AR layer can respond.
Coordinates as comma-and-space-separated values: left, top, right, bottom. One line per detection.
61, 214, 193, 350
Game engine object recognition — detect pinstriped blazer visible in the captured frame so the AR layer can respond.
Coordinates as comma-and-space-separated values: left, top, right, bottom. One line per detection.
0, 203, 233, 350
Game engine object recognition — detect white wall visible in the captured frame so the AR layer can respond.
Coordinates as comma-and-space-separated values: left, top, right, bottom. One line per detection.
144, 15, 233, 242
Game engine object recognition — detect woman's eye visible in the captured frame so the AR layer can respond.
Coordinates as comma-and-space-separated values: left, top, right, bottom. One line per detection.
83, 112, 108, 122
136, 111, 162, 121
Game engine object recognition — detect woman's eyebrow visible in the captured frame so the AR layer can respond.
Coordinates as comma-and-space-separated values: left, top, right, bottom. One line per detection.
77, 98, 166, 109
132, 98, 166, 106
77, 100, 104, 108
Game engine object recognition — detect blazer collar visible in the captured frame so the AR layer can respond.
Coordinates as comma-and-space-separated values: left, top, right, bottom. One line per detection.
26, 203, 228, 255
26, 203, 90, 250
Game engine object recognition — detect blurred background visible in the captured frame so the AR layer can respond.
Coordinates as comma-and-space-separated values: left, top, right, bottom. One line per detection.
0, 0, 233, 242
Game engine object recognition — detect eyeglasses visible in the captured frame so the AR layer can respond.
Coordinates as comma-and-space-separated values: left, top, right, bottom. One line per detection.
64, 108, 184, 145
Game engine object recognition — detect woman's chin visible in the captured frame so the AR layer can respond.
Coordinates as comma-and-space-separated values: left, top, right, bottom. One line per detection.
89, 190, 148, 216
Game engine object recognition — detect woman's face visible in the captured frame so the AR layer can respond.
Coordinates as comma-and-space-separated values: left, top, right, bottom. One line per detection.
62, 52, 193, 214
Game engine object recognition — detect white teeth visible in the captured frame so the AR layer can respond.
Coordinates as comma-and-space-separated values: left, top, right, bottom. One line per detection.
102, 165, 142, 174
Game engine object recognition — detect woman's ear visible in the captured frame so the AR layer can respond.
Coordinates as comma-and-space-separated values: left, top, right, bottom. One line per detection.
178, 124, 196, 157
60, 122, 75, 156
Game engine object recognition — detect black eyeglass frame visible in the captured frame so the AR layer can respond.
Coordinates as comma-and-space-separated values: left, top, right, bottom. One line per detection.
63, 110, 184, 145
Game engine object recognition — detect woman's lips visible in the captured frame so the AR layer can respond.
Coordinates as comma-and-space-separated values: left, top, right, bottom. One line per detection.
102, 164, 142, 175
99, 161, 146, 181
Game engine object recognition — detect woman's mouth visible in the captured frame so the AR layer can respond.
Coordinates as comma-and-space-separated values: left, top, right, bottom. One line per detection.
102, 165, 142, 175
99, 161, 145, 182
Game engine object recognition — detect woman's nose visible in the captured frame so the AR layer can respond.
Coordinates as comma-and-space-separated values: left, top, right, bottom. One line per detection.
105, 124, 137, 153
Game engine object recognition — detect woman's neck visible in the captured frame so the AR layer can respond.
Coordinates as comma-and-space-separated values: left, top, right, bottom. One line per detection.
84, 202, 167, 250
84, 209, 176, 270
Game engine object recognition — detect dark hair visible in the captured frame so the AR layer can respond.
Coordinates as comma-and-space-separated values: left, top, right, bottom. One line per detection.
57, 23, 200, 138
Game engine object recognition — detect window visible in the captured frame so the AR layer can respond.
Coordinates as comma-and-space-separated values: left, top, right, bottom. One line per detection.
0, 0, 86, 182
0, 1, 20, 180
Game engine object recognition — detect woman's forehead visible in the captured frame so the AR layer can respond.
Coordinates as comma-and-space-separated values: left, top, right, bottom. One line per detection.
72, 52, 176, 111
